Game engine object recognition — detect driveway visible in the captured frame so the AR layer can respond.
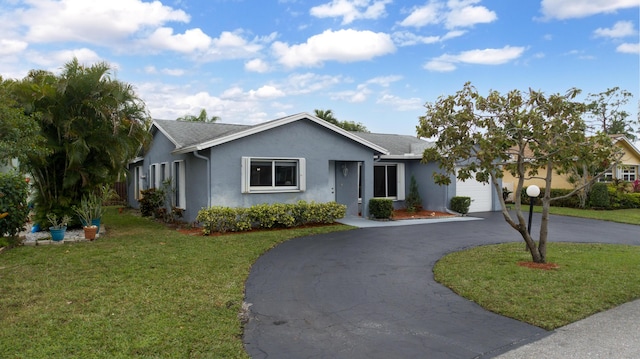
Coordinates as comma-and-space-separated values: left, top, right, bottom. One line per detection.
243, 212, 640, 359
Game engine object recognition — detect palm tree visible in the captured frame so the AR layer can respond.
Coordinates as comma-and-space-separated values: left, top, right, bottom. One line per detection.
13, 58, 151, 223
177, 108, 220, 123
314, 109, 339, 125
313, 108, 369, 132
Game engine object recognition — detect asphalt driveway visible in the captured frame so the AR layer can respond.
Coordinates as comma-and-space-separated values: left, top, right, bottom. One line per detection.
243, 212, 640, 359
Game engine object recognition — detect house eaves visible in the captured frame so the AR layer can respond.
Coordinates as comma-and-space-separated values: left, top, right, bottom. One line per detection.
172, 112, 389, 155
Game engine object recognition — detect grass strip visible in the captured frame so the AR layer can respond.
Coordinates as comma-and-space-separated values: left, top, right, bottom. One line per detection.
434, 242, 640, 330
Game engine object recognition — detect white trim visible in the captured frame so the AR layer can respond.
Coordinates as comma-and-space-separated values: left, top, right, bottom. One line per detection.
151, 120, 182, 147
241, 156, 306, 193
173, 113, 389, 155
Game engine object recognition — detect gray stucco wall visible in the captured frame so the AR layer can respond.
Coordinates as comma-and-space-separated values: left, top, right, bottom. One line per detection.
205, 120, 376, 220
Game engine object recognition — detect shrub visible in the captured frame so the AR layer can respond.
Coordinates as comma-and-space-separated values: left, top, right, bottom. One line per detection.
369, 198, 393, 219
139, 188, 165, 217
589, 182, 610, 209
405, 175, 422, 213
0, 172, 30, 237
196, 201, 346, 235
450, 196, 471, 215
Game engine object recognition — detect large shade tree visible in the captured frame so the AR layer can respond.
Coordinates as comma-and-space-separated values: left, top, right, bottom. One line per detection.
0, 77, 47, 167
12, 58, 151, 223
417, 83, 621, 263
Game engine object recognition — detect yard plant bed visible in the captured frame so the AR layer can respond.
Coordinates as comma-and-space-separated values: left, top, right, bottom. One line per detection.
0, 208, 352, 358
392, 209, 454, 220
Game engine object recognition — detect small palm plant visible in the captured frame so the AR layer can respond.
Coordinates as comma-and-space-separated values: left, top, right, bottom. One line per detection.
47, 213, 71, 230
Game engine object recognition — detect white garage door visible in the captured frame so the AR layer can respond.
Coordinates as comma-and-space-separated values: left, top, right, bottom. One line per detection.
455, 172, 492, 213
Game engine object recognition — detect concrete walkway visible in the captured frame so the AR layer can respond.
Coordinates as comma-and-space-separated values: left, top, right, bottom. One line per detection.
244, 212, 640, 358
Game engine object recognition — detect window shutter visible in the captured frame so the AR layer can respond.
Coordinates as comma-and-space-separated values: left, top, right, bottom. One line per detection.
298, 158, 306, 192
241, 157, 250, 193
396, 163, 405, 200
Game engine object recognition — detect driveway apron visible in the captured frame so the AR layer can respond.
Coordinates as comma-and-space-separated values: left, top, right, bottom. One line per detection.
243, 212, 640, 359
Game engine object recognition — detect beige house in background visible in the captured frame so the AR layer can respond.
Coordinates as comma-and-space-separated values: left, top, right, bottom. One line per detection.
502, 135, 640, 199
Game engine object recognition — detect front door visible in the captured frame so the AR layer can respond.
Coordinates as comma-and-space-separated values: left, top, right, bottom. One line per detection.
333, 161, 359, 217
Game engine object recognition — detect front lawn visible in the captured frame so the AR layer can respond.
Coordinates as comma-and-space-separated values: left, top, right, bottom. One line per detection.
536, 206, 640, 225
0, 208, 352, 358
434, 242, 640, 330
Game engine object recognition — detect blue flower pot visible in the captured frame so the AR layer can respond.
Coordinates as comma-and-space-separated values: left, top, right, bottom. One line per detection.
91, 218, 101, 233
50, 227, 66, 242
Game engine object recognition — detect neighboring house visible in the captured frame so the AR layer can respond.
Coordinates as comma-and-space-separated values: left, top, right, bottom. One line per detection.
127, 112, 501, 222
502, 135, 640, 195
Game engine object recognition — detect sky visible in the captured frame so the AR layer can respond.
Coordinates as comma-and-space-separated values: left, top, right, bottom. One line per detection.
0, 0, 638, 140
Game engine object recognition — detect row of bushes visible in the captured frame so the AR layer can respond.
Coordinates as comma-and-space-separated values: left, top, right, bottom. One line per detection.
196, 201, 347, 234
520, 183, 640, 210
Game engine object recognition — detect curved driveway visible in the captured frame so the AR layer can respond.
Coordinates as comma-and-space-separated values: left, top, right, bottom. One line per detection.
243, 212, 640, 359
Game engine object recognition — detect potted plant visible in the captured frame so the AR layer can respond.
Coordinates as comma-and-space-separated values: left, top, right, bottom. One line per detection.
47, 213, 71, 242
73, 197, 98, 240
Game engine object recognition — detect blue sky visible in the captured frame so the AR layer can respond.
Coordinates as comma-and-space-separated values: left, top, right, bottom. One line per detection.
1, 0, 638, 139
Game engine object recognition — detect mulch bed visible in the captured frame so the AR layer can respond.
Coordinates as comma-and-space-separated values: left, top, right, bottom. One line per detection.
392, 209, 455, 220
517, 261, 560, 270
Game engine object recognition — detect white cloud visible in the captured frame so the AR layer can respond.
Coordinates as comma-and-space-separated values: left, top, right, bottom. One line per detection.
27, 48, 103, 68
161, 68, 186, 76
203, 31, 275, 61
245, 58, 271, 73
540, 0, 639, 20
376, 94, 423, 111
145, 27, 212, 53
446, 0, 497, 29
399, 0, 496, 29
310, 0, 392, 25
330, 88, 371, 103
424, 45, 525, 71
0, 39, 28, 56
19, 0, 189, 44
594, 21, 636, 38
279, 73, 345, 95
392, 30, 465, 46
617, 42, 640, 54
249, 85, 285, 99
398, 2, 443, 27
365, 75, 403, 87
272, 29, 396, 68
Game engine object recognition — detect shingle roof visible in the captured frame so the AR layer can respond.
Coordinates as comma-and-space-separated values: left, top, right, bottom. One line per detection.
350, 132, 434, 157
153, 119, 250, 148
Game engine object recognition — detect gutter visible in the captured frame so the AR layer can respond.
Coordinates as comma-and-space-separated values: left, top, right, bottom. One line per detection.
192, 150, 211, 208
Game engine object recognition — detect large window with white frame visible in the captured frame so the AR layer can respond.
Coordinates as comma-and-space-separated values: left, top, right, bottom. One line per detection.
172, 160, 186, 209
241, 157, 306, 193
373, 163, 405, 200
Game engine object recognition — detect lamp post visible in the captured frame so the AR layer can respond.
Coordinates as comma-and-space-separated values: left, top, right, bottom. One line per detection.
526, 185, 540, 235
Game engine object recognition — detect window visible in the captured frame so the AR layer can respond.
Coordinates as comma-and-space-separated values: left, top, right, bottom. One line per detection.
242, 157, 306, 193
149, 164, 157, 188
172, 160, 186, 209
373, 163, 405, 200
599, 170, 613, 182
620, 166, 637, 182
134, 166, 142, 200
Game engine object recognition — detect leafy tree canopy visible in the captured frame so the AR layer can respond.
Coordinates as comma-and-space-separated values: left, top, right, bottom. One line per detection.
176, 108, 219, 123
586, 87, 636, 140
11, 58, 151, 223
416, 82, 621, 263
314, 109, 369, 132
0, 77, 48, 168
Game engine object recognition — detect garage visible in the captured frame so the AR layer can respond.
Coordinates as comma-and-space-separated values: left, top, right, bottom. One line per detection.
455, 172, 493, 213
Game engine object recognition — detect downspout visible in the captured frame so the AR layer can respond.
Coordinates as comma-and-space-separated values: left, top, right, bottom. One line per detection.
192, 150, 211, 208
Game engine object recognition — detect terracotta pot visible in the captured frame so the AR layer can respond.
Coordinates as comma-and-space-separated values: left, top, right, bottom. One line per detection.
84, 225, 98, 241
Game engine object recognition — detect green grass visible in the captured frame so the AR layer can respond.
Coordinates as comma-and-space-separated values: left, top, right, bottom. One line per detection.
0, 208, 352, 358
535, 206, 640, 225
434, 242, 640, 330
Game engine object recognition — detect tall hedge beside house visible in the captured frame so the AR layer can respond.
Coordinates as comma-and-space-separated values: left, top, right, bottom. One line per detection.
450, 196, 471, 215
0, 172, 30, 237
589, 182, 610, 209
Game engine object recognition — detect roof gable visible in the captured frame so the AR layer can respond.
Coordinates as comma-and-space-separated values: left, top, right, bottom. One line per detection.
163, 112, 389, 155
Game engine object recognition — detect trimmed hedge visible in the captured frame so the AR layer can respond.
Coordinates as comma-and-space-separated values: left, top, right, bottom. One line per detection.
196, 201, 346, 235
369, 198, 393, 219
450, 196, 471, 215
